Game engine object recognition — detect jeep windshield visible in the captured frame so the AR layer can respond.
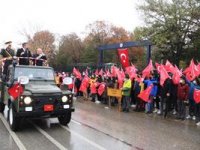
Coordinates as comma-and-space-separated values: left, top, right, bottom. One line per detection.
14, 67, 55, 81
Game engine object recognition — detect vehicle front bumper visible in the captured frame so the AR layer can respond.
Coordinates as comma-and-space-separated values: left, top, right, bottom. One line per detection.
15, 107, 75, 118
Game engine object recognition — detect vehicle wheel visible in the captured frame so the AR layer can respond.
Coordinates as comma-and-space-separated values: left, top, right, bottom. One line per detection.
8, 103, 20, 131
0, 102, 5, 113
58, 112, 71, 125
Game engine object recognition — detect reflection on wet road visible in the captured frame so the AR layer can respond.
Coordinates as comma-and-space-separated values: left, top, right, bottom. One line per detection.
0, 98, 200, 150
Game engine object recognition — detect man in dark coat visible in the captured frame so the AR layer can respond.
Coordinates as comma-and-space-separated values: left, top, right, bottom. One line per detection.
16, 42, 32, 65
0, 41, 15, 75
158, 78, 172, 117
33, 48, 47, 66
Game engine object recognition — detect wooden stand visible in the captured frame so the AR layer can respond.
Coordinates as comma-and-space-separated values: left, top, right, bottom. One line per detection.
107, 88, 122, 112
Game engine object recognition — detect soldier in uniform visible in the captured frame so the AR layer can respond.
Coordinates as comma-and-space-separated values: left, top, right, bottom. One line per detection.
33, 48, 47, 66
16, 42, 32, 65
0, 41, 15, 75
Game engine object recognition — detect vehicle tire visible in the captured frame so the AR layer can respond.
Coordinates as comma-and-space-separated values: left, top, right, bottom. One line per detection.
0, 102, 5, 113
8, 103, 20, 131
58, 112, 71, 125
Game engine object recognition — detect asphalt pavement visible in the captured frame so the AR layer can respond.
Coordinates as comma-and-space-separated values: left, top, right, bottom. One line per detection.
0, 98, 200, 150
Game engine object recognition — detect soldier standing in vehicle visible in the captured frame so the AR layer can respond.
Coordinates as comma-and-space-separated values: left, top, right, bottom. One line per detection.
33, 48, 47, 66
16, 42, 32, 65
0, 41, 15, 75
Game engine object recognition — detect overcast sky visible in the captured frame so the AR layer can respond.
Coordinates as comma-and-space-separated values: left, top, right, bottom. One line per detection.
0, 0, 143, 47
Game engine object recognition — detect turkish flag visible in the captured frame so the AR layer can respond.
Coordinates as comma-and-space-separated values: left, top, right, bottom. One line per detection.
98, 83, 106, 96
135, 76, 144, 83
105, 69, 111, 77
73, 68, 82, 79
79, 76, 90, 92
165, 60, 175, 74
184, 60, 199, 81
125, 65, 137, 80
155, 63, 162, 74
172, 66, 182, 85
111, 66, 119, 77
193, 89, 200, 104
120, 68, 125, 79
142, 60, 153, 78
98, 69, 104, 76
117, 69, 125, 88
138, 84, 153, 102
160, 65, 170, 86
192, 60, 200, 77
197, 63, 200, 71
8, 83, 24, 100
117, 48, 130, 68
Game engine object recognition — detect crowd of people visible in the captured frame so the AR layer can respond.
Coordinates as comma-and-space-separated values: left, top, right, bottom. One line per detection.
56, 61, 200, 127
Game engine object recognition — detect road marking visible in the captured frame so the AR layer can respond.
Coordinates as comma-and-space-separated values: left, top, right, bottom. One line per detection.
31, 122, 68, 150
71, 119, 82, 125
60, 125, 106, 150
0, 114, 27, 150
71, 119, 133, 148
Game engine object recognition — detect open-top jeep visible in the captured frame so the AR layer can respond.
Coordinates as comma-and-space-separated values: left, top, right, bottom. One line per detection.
0, 64, 74, 131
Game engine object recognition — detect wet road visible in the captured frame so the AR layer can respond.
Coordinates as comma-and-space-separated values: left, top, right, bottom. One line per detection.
0, 98, 200, 150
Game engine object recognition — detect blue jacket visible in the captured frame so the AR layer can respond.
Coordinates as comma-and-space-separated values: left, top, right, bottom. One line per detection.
144, 79, 158, 97
186, 79, 200, 104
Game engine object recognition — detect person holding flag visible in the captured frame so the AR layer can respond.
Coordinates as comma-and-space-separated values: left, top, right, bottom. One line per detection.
97, 80, 106, 104
143, 75, 158, 114
193, 86, 200, 126
134, 74, 145, 112
157, 78, 172, 116
122, 74, 132, 112
79, 75, 90, 100
75, 77, 82, 97
176, 77, 189, 120
185, 77, 200, 125
90, 76, 98, 102
96, 75, 103, 102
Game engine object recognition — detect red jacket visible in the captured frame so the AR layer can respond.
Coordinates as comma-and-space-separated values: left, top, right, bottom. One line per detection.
177, 84, 189, 101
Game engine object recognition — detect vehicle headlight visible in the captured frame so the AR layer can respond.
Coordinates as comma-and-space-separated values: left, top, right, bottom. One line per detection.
62, 96, 68, 102
24, 96, 32, 105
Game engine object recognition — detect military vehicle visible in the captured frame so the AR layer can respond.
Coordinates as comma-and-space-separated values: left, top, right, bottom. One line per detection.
0, 64, 74, 131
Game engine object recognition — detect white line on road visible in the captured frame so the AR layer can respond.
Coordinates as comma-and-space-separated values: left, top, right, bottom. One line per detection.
0, 114, 27, 150
31, 122, 68, 150
71, 119, 82, 125
60, 125, 106, 150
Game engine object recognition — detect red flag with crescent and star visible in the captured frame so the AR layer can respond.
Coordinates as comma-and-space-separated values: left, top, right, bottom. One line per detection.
8, 82, 24, 100
138, 84, 153, 102
165, 60, 175, 74
98, 83, 106, 96
79, 75, 90, 92
117, 48, 130, 68
73, 68, 82, 79
142, 60, 153, 78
